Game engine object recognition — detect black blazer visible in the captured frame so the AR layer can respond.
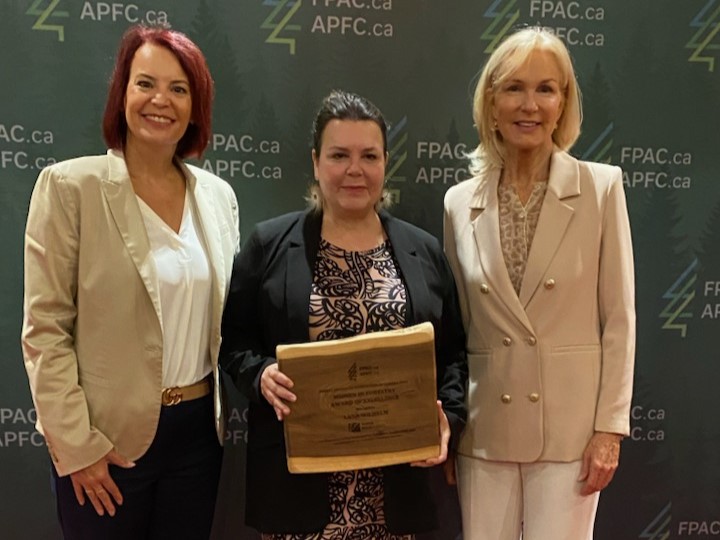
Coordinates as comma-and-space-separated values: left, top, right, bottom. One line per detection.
220, 209, 467, 535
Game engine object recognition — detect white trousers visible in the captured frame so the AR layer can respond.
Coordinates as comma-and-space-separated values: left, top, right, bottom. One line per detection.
457, 455, 600, 540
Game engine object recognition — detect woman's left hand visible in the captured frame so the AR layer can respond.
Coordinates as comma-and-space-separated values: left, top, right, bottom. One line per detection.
411, 400, 450, 468
578, 431, 622, 495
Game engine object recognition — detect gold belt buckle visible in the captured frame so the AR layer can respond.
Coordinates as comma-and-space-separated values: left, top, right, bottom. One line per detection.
162, 387, 183, 406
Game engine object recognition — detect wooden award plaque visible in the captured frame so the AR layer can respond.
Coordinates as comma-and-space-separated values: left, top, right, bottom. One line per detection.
277, 322, 440, 474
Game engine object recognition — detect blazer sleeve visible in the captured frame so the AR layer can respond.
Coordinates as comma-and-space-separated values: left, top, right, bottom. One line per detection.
220, 227, 276, 403
21, 166, 114, 475
442, 191, 471, 331
433, 245, 469, 452
595, 168, 636, 436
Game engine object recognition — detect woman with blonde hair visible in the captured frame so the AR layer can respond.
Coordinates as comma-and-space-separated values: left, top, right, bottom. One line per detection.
444, 27, 635, 539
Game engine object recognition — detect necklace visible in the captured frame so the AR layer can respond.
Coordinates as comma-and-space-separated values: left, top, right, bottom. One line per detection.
516, 186, 538, 218
517, 189, 533, 258
501, 182, 547, 259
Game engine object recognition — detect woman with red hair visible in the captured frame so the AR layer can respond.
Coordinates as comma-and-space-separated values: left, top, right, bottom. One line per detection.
21, 24, 239, 539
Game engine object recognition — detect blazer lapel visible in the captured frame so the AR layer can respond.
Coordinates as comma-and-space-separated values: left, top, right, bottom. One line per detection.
185, 164, 226, 329
101, 150, 162, 324
381, 211, 426, 326
284, 211, 319, 343
518, 150, 580, 307
469, 171, 533, 332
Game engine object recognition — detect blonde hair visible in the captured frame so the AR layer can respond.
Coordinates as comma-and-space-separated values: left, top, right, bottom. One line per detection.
469, 27, 582, 175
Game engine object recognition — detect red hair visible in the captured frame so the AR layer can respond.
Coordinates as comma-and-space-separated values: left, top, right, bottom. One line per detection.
102, 25, 214, 158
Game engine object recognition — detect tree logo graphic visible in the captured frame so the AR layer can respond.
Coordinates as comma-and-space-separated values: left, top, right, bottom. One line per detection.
686, 0, 720, 72
580, 122, 614, 164
660, 258, 698, 338
639, 502, 671, 540
26, 0, 69, 42
481, 0, 520, 54
261, 0, 302, 55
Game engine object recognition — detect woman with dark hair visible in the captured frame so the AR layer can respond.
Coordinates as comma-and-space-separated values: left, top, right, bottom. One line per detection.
21, 24, 239, 539
220, 90, 468, 539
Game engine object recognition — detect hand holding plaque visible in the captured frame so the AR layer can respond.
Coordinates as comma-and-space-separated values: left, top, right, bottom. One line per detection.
276, 322, 440, 474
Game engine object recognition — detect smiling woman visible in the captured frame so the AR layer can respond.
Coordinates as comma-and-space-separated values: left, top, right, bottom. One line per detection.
120, 41, 195, 233
103, 25, 213, 159
443, 27, 635, 540
21, 24, 239, 540
491, 50, 564, 162
123, 43, 193, 153
311, 118, 386, 228
219, 90, 468, 539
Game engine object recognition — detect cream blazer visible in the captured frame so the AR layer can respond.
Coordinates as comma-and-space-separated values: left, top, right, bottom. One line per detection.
22, 150, 240, 476
443, 149, 635, 462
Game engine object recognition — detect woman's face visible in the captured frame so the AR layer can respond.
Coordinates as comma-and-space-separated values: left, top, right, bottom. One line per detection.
124, 43, 192, 153
492, 49, 564, 156
313, 119, 386, 220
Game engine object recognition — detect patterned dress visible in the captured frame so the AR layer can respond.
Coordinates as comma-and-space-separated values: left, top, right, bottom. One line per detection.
262, 238, 413, 540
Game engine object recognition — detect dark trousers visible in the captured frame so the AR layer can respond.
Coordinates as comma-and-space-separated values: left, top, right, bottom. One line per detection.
52, 394, 223, 540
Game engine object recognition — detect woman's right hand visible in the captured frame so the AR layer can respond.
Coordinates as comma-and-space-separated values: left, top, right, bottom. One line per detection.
261, 363, 296, 421
69, 449, 135, 516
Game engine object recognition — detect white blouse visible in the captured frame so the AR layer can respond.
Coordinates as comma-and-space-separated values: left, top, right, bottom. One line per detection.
136, 193, 212, 388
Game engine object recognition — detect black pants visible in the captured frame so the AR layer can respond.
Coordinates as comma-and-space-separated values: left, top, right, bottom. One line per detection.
52, 394, 223, 540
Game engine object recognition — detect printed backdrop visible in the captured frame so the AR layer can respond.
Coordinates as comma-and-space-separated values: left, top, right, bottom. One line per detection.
1, 1, 719, 538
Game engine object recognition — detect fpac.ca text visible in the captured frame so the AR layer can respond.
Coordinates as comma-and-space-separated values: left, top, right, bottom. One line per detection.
678, 521, 720, 536
0, 408, 44, 448
702, 281, 720, 320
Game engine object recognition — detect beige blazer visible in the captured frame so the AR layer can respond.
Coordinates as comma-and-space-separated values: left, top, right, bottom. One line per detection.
22, 150, 240, 476
443, 149, 635, 462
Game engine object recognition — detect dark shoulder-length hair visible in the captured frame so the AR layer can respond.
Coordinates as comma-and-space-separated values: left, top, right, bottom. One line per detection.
102, 24, 214, 158
308, 89, 391, 211
311, 90, 388, 155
